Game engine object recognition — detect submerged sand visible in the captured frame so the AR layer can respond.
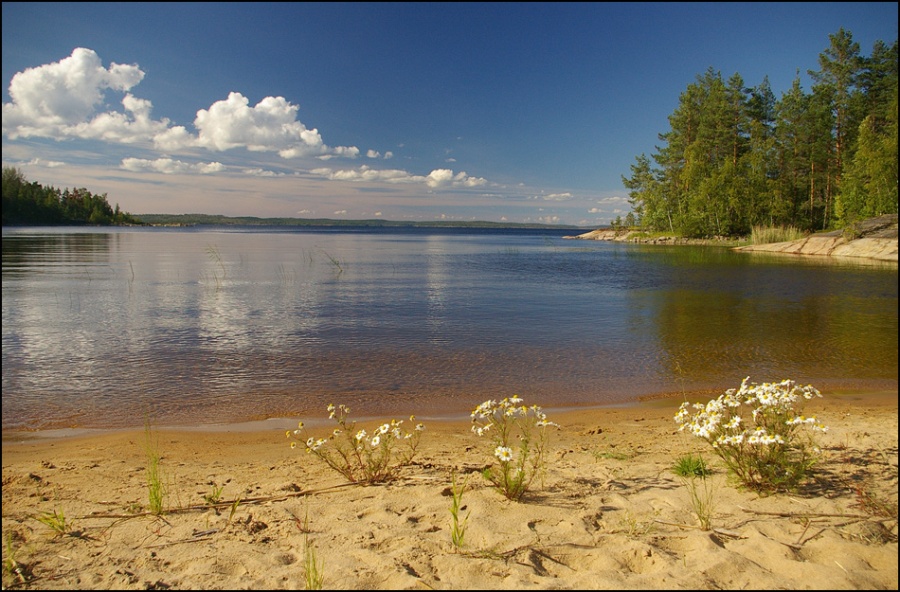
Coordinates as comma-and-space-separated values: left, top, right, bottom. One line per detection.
2, 391, 897, 590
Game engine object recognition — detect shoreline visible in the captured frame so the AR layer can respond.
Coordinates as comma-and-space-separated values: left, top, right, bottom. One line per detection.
567, 214, 899, 263
4, 383, 896, 443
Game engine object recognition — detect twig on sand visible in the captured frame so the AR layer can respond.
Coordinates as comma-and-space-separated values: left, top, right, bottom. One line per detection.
144, 529, 220, 549
80, 482, 358, 520
738, 507, 868, 519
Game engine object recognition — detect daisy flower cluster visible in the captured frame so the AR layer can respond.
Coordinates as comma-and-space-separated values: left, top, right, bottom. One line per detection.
471, 396, 559, 501
288, 404, 425, 484
675, 378, 828, 491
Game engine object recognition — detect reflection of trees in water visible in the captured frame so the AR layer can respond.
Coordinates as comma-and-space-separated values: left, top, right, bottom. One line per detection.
2, 232, 113, 269
650, 273, 898, 385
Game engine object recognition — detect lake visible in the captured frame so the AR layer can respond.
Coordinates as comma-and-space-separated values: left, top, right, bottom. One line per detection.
2, 226, 897, 431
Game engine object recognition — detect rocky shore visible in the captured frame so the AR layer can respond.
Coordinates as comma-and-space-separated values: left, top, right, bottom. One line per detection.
735, 215, 898, 262
566, 215, 898, 263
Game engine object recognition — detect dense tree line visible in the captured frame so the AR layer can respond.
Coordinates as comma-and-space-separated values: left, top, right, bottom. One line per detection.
1, 167, 142, 226
623, 29, 898, 238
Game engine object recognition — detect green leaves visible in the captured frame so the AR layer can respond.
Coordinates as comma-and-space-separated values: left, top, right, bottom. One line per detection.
623, 29, 897, 238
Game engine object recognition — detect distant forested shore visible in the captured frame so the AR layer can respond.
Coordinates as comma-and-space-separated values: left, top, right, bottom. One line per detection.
133, 213, 582, 230
0, 167, 578, 230
1, 167, 142, 226
621, 28, 898, 238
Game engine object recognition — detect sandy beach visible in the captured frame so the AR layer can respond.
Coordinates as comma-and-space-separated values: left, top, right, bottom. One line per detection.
2, 389, 897, 590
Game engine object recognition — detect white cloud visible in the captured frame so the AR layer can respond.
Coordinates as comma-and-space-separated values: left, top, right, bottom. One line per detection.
425, 168, 486, 188
543, 192, 573, 201
311, 165, 417, 184
70, 93, 170, 143
597, 196, 629, 205
362, 149, 393, 159
25, 158, 66, 168
153, 125, 195, 151
194, 92, 325, 154
2, 49, 363, 161
241, 167, 286, 177
121, 157, 225, 175
316, 145, 360, 160
310, 165, 487, 190
2, 48, 145, 139
192, 93, 360, 160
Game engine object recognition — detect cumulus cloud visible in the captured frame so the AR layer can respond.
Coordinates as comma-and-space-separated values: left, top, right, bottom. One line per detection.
153, 125, 195, 151
3, 48, 362, 161
121, 157, 225, 175
70, 93, 171, 143
241, 167, 285, 177
194, 92, 325, 155
311, 165, 416, 184
425, 168, 487, 188
310, 165, 487, 189
2, 48, 145, 139
315, 145, 360, 160
364, 149, 394, 160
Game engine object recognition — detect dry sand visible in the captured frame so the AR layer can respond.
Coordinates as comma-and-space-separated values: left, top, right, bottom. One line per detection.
2, 390, 897, 590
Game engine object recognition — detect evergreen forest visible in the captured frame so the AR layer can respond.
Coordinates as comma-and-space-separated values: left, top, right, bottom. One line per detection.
622, 28, 898, 238
1, 167, 142, 226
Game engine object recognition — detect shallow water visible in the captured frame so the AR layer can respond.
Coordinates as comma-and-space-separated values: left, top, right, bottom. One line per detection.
2, 226, 897, 430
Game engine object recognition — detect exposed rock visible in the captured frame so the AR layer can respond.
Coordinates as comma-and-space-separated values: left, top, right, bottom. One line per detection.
566, 215, 898, 262
563, 229, 738, 246
735, 215, 898, 262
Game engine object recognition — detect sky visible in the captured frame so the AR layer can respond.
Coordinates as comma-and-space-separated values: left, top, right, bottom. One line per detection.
2, 3, 897, 227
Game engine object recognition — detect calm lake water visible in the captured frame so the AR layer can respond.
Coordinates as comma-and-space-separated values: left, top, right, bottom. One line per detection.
2, 226, 897, 431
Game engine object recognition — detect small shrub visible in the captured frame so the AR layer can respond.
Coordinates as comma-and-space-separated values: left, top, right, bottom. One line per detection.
448, 471, 471, 552
3, 533, 31, 586
288, 404, 425, 484
144, 421, 166, 515
299, 505, 324, 590
673, 453, 716, 530
672, 453, 712, 478
680, 472, 717, 531
470, 396, 559, 501
33, 509, 72, 536
203, 483, 225, 505
675, 377, 828, 492
302, 538, 325, 590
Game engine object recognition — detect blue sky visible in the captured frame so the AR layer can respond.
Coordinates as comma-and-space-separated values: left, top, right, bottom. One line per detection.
2, 3, 897, 226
